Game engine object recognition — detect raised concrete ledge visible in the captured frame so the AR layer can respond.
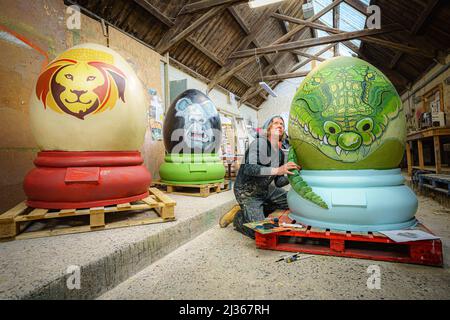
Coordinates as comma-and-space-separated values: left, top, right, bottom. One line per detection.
0, 191, 237, 299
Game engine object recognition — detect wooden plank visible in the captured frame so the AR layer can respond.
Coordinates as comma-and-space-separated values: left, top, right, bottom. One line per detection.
0, 201, 28, 220
418, 140, 425, 169
134, 0, 174, 27
90, 207, 105, 228
24, 208, 49, 220
292, 50, 325, 62
389, 0, 440, 68
156, 5, 227, 54
207, 0, 343, 92
290, 44, 334, 72
58, 208, 77, 217
149, 187, 176, 206
141, 196, 160, 208
434, 135, 441, 174
117, 202, 132, 209
230, 24, 404, 58
178, 0, 246, 15
260, 70, 311, 81
333, 0, 340, 56
273, 13, 434, 60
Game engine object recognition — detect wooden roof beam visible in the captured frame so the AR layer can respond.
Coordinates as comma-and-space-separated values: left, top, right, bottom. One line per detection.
227, 7, 283, 75
291, 50, 326, 62
389, 0, 440, 68
207, 0, 343, 92
260, 70, 311, 82
156, 4, 228, 54
273, 13, 437, 60
134, 0, 175, 27
333, 0, 340, 56
290, 44, 334, 72
178, 0, 247, 15
230, 24, 403, 58
343, 0, 368, 17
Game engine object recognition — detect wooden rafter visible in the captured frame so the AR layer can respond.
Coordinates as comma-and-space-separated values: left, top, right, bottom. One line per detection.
343, 0, 368, 17
134, 0, 174, 27
228, 6, 282, 75
230, 24, 403, 58
206, 3, 285, 92
389, 0, 440, 68
207, 0, 344, 92
178, 0, 246, 15
291, 50, 325, 62
290, 44, 334, 72
272, 13, 438, 60
155, 4, 227, 54
333, 0, 340, 56
260, 70, 311, 82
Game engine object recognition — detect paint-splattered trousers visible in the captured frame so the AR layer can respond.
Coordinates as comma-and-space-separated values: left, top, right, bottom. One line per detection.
233, 184, 289, 239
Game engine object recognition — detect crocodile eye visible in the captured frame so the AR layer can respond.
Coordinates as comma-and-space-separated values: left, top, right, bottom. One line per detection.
324, 121, 341, 135
356, 118, 373, 132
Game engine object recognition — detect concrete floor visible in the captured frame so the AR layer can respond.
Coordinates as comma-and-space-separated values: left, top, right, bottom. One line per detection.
99, 194, 450, 300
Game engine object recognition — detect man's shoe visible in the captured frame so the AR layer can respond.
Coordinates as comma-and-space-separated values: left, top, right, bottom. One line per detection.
219, 205, 241, 228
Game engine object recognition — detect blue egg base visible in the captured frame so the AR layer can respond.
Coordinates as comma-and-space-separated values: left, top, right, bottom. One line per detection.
287, 168, 418, 232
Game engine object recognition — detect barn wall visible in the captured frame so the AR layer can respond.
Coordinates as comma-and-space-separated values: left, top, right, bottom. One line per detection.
401, 54, 450, 133
0, 0, 163, 213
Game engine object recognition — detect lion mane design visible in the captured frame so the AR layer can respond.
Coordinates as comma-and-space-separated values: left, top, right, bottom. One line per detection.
36, 48, 126, 120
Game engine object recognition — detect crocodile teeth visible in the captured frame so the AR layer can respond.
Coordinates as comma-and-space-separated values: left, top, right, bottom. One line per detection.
323, 135, 328, 145
304, 124, 309, 132
362, 145, 371, 156
335, 146, 342, 155
344, 151, 349, 155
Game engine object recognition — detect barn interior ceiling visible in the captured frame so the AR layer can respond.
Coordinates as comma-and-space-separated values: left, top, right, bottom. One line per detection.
66, 0, 450, 109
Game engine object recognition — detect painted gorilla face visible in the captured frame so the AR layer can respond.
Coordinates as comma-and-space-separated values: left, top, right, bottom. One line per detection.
175, 98, 215, 150
163, 89, 222, 154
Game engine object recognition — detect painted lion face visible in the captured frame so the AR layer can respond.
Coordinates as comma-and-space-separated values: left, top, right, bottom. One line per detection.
36, 48, 126, 119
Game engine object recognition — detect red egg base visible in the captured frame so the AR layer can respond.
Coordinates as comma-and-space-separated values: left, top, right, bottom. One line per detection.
23, 151, 152, 209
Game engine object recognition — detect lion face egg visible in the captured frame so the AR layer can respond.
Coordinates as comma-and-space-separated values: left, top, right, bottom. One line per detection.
289, 56, 406, 170
163, 89, 221, 154
29, 43, 147, 151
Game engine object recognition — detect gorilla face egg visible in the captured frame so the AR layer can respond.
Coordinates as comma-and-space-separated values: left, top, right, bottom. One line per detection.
163, 89, 221, 154
29, 43, 147, 151
289, 56, 406, 170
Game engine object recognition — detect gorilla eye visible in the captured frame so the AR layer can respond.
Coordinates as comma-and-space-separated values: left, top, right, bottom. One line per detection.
356, 118, 373, 132
86, 76, 96, 81
65, 74, 73, 80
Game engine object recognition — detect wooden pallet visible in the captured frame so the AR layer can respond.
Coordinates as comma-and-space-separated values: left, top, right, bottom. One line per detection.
0, 187, 176, 241
153, 180, 230, 197
254, 212, 443, 267
418, 173, 450, 195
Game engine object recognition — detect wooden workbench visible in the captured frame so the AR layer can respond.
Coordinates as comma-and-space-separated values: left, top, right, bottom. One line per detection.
406, 127, 450, 176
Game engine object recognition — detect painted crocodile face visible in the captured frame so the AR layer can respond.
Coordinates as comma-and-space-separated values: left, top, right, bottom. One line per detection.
289, 57, 405, 168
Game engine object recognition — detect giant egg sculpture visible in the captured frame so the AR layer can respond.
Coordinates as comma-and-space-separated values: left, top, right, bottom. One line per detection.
159, 89, 225, 184
287, 56, 418, 231
24, 43, 151, 209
